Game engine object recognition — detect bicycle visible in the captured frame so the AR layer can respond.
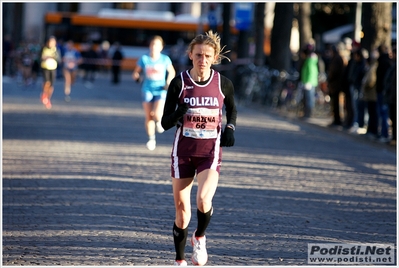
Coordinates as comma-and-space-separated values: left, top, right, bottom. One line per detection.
236, 63, 271, 106
266, 69, 300, 110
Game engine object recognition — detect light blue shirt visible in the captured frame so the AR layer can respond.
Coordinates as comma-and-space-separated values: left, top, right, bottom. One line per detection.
138, 53, 172, 94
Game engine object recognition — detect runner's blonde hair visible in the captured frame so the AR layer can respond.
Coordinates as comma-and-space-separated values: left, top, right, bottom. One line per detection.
186, 30, 230, 65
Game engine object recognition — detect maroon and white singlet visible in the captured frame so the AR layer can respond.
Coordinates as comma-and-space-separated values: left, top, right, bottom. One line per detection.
171, 69, 225, 160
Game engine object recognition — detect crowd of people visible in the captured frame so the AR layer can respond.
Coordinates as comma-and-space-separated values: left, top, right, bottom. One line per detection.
3, 34, 396, 145
3, 36, 43, 87
3, 37, 125, 94
322, 38, 396, 146
270, 37, 396, 147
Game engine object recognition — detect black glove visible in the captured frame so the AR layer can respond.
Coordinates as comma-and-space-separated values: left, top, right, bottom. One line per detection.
173, 103, 189, 121
221, 127, 235, 147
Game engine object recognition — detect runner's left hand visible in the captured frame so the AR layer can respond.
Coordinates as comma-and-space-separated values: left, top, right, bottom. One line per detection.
221, 127, 235, 147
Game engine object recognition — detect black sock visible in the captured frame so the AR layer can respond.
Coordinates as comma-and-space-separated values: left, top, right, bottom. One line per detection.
195, 207, 213, 237
173, 222, 188, 261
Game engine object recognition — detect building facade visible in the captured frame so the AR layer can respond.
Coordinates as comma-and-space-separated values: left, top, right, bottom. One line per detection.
2, 2, 202, 46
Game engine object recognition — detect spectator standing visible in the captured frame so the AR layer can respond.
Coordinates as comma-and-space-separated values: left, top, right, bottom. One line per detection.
62, 40, 83, 102
111, 42, 124, 84
375, 44, 392, 142
299, 43, 319, 118
327, 43, 347, 127
352, 48, 369, 134
315, 50, 328, 104
383, 46, 397, 145
83, 42, 99, 86
99, 40, 110, 74
345, 45, 367, 132
343, 42, 360, 130
321, 44, 333, 74
359, 49, 379, 138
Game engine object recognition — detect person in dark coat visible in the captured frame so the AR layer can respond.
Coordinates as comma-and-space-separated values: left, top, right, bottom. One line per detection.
383, 46, 397, 145
83, 42, 99, 83
111, 42, 124, 84
342, 41, 362, 129
375, 44, 392, 141
327, 43, 347, 126
352, 48, 369, 132
359, 50, 379, 138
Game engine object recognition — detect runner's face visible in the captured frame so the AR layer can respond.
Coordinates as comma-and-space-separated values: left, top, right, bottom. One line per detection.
49, 38, 56, 48
67, 42, 74, 50
150, 39, 163, 54
189, 44, 217, 72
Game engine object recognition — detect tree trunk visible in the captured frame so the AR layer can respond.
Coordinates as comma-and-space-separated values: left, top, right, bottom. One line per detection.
269, 3, 294, 71
361, 3, 392, 52
237, 30, 249, 59
222, 3, 232, 57
254, 3, 265, 66
221, 3, 233, 79
297, 2, 313, 50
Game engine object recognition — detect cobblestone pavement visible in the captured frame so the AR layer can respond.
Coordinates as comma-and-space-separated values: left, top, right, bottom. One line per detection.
2, 73, 397, 266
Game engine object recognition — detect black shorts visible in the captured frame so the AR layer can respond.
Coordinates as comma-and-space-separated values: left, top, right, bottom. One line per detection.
42, 68, 56, 86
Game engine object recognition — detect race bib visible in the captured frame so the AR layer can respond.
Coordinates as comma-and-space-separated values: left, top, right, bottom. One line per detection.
64, 52, 77, 69
182, 108, 220, 139
145, 64, 164, 81
45, 58, 57, 70
67, 61, 76, 69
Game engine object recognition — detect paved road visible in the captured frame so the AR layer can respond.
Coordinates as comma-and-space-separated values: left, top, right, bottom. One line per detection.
2, 72, 396, 266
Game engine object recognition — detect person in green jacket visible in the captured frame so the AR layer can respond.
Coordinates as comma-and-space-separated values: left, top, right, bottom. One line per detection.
300, 43, 319, 118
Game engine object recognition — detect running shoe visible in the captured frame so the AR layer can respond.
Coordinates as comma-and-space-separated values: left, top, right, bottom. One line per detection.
41, 94, 51, 109
191, 231, 207, 266
174, 260, 187, 266
156, 121, 165, 133
41, 93, 49, 105
45, 100, 52, 109
146, 139, 156, 151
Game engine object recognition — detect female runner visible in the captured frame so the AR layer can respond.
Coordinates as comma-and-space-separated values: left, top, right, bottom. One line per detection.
161, 30, 237, 266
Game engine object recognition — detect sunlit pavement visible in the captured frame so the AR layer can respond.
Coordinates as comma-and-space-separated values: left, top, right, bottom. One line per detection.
2, 72, 396, 266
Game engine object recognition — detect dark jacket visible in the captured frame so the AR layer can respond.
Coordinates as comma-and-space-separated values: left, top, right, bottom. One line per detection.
376, 52, 392, 93
327, 50, 346, 94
